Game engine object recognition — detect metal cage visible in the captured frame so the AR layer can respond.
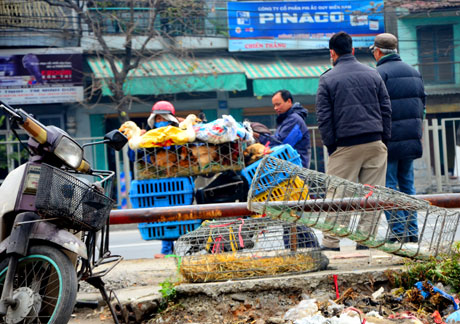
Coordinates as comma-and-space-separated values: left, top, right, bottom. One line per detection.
247, 156, 460, 259
175, 217, 327, 283
134, 141, 244, 179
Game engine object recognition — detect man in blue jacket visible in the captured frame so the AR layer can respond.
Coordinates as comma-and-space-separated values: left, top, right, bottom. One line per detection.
316, 31, 392, 251
255, 89, 311, 168
371, 33, 426, 243
253, 89, 317, 251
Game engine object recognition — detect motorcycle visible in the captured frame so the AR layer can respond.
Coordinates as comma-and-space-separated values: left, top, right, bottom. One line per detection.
0, 100, 128, 324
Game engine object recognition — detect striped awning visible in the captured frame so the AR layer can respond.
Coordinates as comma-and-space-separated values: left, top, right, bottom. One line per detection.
236, 57, 330, 97
239, 58, 330, 79
87, 55, 247, 96
236, 56, 375, 96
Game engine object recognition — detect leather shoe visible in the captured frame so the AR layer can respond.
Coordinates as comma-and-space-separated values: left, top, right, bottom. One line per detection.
356, 244, 369, 250
408, 236, 418, 243
320, 245, 340, 252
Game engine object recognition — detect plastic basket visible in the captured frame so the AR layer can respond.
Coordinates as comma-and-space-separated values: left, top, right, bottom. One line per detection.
138, 220, 202, 240
35, 164, 114, 231
129, 177, 194, 208
241, 144, 301, 196
254, 176, 309, 202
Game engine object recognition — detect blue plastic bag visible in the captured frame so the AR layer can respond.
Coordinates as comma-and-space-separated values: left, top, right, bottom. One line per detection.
446, 309, 460, 323
414, 281, 458, 310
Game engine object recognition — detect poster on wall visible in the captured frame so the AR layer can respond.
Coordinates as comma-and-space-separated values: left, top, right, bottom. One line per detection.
227, 1, 384, 52
0, 48, 83, 105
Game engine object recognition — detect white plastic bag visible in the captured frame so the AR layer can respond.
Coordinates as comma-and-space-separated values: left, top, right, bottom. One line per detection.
284, 299, 319, 321
194, 115, 254, 144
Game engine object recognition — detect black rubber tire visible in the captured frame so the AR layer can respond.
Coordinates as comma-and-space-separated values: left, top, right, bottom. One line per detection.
0, 245, 78, 324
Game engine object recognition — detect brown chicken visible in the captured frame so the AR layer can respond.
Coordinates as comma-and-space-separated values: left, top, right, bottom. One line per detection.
190, 145, 218, 169
244, 143, 273, 165
150, 149, 177, 176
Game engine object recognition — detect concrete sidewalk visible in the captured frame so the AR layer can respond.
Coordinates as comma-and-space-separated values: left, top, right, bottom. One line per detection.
70, 246, 405, 323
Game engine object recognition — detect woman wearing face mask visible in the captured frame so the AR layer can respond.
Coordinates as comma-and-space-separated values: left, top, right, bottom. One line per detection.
147, 101, 180, 258
147, 100, 180, 129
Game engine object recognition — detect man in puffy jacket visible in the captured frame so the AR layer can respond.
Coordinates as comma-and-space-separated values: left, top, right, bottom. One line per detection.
253, 89, 317, 252
316, 31, 392, 251
255, 89, 311, 168
372, 33, 426, 243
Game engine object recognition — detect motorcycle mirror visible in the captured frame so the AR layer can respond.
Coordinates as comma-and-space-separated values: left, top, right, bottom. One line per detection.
104, 130, 128, 151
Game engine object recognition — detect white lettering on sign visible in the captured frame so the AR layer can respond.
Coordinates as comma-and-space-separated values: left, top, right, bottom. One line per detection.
260, 12, 344, 24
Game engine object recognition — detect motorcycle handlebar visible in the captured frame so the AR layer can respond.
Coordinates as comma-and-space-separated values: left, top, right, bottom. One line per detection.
0, 100, 48, 145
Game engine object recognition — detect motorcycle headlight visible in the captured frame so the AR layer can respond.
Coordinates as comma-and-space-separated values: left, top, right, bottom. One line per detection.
54, 136, 83, 169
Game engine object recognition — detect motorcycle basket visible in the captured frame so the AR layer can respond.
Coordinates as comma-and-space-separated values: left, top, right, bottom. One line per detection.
35, 164, 114, 231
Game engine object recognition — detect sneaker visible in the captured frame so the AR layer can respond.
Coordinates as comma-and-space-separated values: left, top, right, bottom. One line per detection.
154, 253, 166, 259
320, 245, 340, 252
356, 244, 369, 250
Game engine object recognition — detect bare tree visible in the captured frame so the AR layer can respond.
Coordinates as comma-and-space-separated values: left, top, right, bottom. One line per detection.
44, 0, 205, 122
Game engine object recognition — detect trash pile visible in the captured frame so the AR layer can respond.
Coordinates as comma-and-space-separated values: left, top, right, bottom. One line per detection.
284, 243, 460, 324
284, 281, 459, 324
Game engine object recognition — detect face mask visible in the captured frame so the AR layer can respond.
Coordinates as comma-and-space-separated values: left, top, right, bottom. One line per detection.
154, 121, 170, 128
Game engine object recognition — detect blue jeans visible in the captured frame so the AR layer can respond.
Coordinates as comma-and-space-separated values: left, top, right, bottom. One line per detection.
385, 159, 418, 239
161, 240, 174, 255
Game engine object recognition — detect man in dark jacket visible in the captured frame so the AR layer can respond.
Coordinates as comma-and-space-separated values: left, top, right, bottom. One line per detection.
255, 89, 311, 168
253, 89, 317, 251
316, 31, 392, 251
372, 33, 425, 243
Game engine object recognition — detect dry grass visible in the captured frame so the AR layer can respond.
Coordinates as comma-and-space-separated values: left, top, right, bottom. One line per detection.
179, 252, 318, 283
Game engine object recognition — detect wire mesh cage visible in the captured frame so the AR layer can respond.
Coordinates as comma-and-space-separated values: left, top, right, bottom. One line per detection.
35, 164, 114, 231
174, 217, 328, 283
134, 141, 244, 179
247, 156, 460, 259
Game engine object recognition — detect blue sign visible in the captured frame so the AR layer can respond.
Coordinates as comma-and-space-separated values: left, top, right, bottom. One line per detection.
227, 1, 384, 52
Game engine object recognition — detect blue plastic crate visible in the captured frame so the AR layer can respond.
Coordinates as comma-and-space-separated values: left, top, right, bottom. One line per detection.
138, 219, 202, 240
241, 144, 302, 195
129, 177, 194, 208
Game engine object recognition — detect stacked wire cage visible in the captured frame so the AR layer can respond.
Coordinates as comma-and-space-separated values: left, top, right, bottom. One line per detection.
174, 217, 327, 283
134, 141, 244, 179
175, 145, 327, 283
247, 156, 460, 259
130, 140, 245, 241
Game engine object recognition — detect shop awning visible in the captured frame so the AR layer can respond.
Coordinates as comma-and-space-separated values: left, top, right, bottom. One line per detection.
237, 56, 376, 97
87, 55, 247, 96
237, 57, 329, 97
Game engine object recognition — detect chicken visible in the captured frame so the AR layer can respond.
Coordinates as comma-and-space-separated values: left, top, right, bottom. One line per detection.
150, 149, 177, 176
244, 143, 273, 165
190, 145, 218, 169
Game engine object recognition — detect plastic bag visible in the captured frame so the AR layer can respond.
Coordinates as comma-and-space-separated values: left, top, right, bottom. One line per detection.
194, 115, 254, 144
414, 281, 459, 310
139, 125, 193, 148
284, 299, 318, 321
446, 309, 460, 323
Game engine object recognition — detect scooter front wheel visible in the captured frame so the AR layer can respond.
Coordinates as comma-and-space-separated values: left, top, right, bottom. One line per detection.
0, 245, 78, 324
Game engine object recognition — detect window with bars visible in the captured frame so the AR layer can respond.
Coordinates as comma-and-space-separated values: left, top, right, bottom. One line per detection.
417, 24, 455, 84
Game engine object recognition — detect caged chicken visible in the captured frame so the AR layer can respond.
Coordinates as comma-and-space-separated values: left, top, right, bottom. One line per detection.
244, 143, 273, 165
190, 145, 218, 169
